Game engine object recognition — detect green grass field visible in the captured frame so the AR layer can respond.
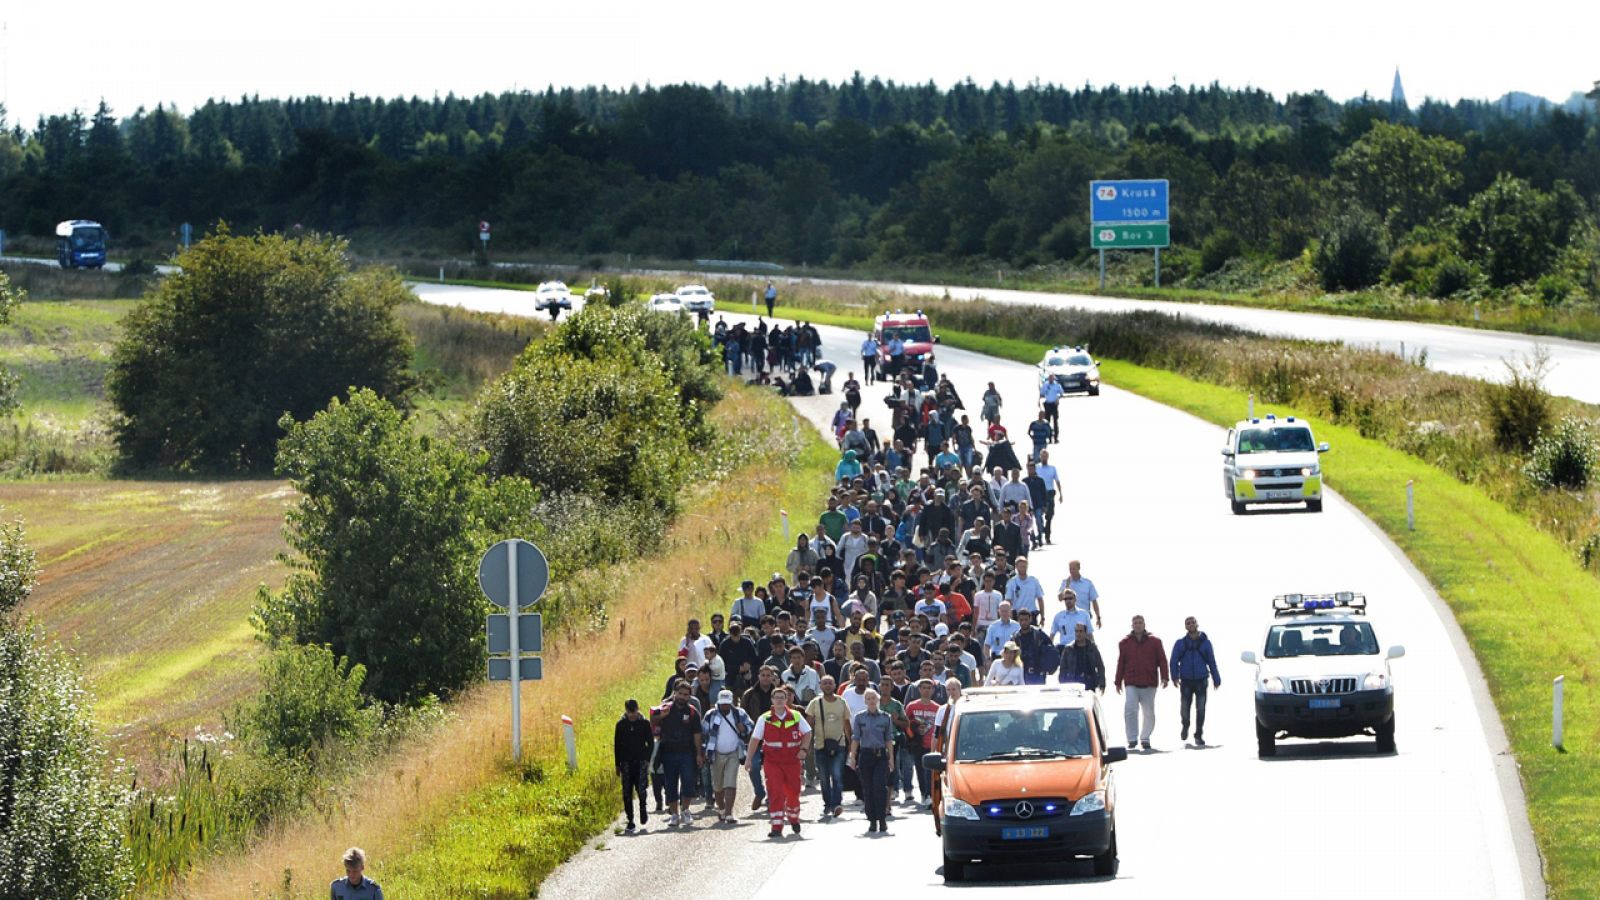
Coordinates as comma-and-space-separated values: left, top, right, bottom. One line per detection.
759, 301, 1593, 896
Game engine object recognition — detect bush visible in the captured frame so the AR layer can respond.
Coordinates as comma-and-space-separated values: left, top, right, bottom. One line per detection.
1482, 350, 1553, 454
1524, 416, 1598, 491
1431, 254, 1477, 298
1312, 208, 1390, 291
0, 516, 39, 616
1455, 175, 1588, 288
238, 643, 375, 759
257, 388, 502, 703
1199, 229, 1244, 275
1582, 533, 1600, 573
107, 229, 417, 472
0, 624, 132, 898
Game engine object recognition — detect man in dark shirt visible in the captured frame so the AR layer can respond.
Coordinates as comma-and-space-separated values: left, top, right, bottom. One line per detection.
719, 623, 760, 696
1013, 609, 1059, 685
614, 699, 655, 830
741, 666, 777, 810
651, 681, 705, 827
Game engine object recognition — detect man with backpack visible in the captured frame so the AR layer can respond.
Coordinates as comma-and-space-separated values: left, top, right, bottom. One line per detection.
703, 690, 756, 824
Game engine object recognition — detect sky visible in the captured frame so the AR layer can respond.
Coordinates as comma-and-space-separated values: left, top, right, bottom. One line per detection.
3, 0, 1598, 126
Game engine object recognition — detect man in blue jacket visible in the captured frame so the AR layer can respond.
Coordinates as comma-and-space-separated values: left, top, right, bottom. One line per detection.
1170, 616, 1221, 746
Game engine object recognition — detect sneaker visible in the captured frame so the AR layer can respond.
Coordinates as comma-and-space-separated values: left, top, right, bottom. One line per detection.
769, 828, 784, 839
666, 813, 679, 827
1128, 741, 1138, 750
1195, 736, 1206, 747
752, 797, 764, 811
640, 808, 649, 826
833, 805, 844, 817
680, 815, 693, 829
790, 821, 802, 835
625, 822, 636, 832
1141, 740, 1153, 752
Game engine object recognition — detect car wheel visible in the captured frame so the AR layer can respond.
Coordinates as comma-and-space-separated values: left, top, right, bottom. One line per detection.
1092, 827, 1118, 876
1231, 499, 1247, 516
1088, 386, 1100, 396
1256, 720, 1276, 758
1306, 498, 1323, 513
943, 856, 966, 882
1376, 714, 1397, 754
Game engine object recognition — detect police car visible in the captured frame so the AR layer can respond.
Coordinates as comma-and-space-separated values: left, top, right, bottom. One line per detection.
1037, 346, 1100, 396
1221, 414, 1329, 514
1240, 592, 1404, 758
534, 281, 575, 312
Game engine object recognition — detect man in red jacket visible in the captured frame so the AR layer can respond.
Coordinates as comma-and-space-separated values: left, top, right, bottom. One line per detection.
1114, 615, 1169, 752
745, 685, 812, 837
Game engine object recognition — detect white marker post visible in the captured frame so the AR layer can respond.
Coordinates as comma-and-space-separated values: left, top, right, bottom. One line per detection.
509, 543, 522, 762
781, 510, 790, 540
563, 714, 578, 771
1553, 675, 1565, 749
1247, 393, 1255, 419
1406, 480, 1416, 532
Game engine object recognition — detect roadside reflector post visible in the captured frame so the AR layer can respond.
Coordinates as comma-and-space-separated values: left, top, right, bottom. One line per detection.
439, 265, 444, 284
1247, 393, 1254, 419
780, 510, 790, 540
563, 715, 578, 772
751, 290, 757, 310
1553, 676, 1565, 749
1406, 480, 1415, 532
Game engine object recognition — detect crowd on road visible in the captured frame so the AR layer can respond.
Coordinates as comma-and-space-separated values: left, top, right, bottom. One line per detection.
614, 341, 1223, 839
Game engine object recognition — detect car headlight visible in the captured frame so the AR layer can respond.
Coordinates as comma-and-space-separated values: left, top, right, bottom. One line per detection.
1301, 466, 1319, 477
1259, 676, 1287, 693
1069, 791, 1106, 816
1363, 672, 1389, 690
1240, 469, 1258, 480
943, 797, 980, 821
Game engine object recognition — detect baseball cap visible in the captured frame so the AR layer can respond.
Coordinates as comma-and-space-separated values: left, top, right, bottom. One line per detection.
935, 623, 950, 636
717, 689, 735, 704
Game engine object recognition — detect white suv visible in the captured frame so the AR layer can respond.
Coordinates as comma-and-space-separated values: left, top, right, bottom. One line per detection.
534, 281, 574, 313
675, 284, 715, 313
1240, 592, 1404, 758
1222, 415, 1329, 514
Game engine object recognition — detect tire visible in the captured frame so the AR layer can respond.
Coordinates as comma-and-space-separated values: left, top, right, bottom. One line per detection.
943, 856, 966, 882
1088, 386, 1100, 396
1256, 719, 1277, 758
1376, 714, 1396, 754
1092, 827, 1118, 876
1306, 498, 1323, 513
1231, 499, 1247, 516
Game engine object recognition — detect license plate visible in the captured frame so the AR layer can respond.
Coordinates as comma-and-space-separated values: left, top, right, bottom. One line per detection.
1267, 490, 1293, 500
1309, 698, 1341, 709
1001, 826, 1049, 840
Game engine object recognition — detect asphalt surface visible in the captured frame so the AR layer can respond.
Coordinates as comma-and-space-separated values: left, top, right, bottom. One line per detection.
412, 283, 1539, 899
0, 254, 180, 275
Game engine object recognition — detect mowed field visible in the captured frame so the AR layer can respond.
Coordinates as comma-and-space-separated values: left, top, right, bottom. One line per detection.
0, 292, 531, 758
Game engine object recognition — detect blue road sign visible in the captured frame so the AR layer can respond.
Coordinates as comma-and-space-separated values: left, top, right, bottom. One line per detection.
487, 612, 543, 654
1091, 179, 1169, 223
478, 539, 549, 609
488, 657, 543, 681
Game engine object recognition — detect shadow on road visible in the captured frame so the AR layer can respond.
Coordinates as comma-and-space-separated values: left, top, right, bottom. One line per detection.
940, 859, 1117, 887
1262, 738, 1394, 762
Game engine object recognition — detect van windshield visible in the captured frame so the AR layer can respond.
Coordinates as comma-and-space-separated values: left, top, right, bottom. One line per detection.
953, 708, 1092, 761
882, 325, 932, 344
1237, 427, 1314, 453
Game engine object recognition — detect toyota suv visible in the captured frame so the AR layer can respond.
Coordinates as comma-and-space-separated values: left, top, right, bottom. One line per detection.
1241, 592, 1405, 758
1222, 414, 1329, 514
924, 685, 1125, 882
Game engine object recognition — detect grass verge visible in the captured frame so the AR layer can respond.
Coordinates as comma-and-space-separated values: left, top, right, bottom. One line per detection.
767, 303, 1589, 896
174, 386, 836, 898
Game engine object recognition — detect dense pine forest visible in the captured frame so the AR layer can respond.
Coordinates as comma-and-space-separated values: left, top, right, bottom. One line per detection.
2, 77, 1597, 297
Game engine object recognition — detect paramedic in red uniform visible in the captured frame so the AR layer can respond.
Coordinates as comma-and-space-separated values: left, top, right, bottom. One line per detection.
745, 685, 812, 838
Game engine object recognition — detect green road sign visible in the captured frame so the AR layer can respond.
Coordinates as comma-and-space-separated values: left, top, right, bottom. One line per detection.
1091, 223, 1170, 249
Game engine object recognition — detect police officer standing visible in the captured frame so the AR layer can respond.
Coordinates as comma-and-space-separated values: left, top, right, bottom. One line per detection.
1039, 375, 1065, 441
849, 687, 897, 834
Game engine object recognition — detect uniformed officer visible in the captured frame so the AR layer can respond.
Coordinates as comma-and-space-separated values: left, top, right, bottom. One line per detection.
1039, 375, 1065, 440
849, 687, 897, 834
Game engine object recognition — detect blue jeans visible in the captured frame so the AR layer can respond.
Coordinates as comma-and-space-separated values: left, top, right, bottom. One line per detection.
659, 751, 696, 805
816, 744, 845, 809
747, 747, 766, 801
895, 746, 917, 795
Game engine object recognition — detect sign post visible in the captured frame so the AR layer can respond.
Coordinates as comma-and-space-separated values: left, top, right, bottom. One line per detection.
180, 222, 192, 250
479, 538, 549, 761
1089, 179, 1170, 290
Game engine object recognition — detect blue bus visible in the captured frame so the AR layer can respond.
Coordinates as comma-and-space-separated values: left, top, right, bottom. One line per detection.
56, 220, 108, 269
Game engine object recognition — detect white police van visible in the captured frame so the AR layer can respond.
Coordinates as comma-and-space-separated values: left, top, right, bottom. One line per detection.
1240, 592, 1405, 758
1221, 414, 1329, 514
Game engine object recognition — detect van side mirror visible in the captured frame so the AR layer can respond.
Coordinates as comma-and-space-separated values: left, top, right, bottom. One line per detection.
1240, 650, 1258, 665
923, 752, 946, 772
1318, 442, 1331, 453
1103, 746, 1128, 764
1386, 645, 1406, 660
934, 335, 943, 344
1221, 447, 1234, 457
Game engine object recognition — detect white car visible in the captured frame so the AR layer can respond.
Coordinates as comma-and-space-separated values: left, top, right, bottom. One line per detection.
584, 285, 611, 302
1240, 592, 1404, 757
1222, 415, 1329, 514
534, 281, 574, 312
1038, 346, 1100, 396
676, 284, 715, 313
647, 293, 684, 313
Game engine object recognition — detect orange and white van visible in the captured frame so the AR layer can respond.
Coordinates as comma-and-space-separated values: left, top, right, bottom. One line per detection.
924, 684, 1126, 882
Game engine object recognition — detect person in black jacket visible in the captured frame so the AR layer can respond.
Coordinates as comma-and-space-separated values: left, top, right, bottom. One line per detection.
1058, 623, 1106, 692
614, 699, 655, 831
1013, 610, 1058, 685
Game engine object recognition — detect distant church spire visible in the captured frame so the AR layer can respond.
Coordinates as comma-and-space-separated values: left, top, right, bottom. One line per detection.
1391, 68, 1408, 110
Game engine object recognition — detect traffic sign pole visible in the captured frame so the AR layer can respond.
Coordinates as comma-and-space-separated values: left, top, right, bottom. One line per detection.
1155, 247, 1162, 288
509, 539, 521, 761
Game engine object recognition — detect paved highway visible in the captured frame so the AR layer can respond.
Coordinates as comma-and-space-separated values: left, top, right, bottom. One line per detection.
413, 283, 1539, 899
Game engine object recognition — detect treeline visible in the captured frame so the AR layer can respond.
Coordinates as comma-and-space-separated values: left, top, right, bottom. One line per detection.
1, 79, 1598, 297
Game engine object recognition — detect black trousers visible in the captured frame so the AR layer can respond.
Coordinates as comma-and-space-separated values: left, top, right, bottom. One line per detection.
1044, 400, 1060, 439
1179, 679, 1210, 738
621, 761, 649, 823
858, 748, 891, 825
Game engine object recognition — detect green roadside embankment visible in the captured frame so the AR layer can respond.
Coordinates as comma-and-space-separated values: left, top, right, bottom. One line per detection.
768, 302, 1593, 897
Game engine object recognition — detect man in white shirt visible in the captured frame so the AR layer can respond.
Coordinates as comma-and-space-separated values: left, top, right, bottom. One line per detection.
971, 570, 1003, 632
1057, 559, 1102, 630
730, 580, 766, 627
1004, 557, 1045, 617
838, 519, 870, 583
999, 470, 1031, 511
1035, 450, 1063, 544
983, 601, 1021, 660
805, 608, 838, 660
680, 619, 714, 667
1048, 588, 1094, 646
703, 691, 754, 823
781, 646, 821, 706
